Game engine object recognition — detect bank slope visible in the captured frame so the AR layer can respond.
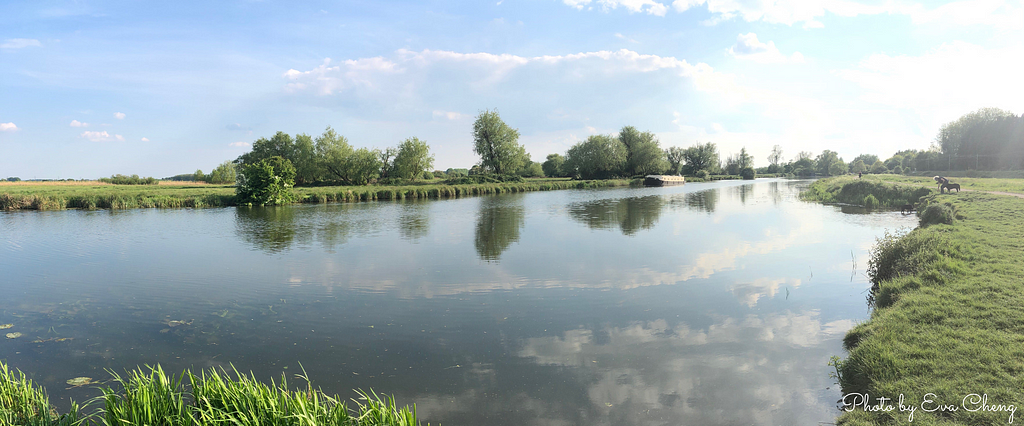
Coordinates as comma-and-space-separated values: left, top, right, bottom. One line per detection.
834, 190, 1024, 425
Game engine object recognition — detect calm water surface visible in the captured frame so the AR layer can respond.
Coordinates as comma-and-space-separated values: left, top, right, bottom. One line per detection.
0, 179, 916, 425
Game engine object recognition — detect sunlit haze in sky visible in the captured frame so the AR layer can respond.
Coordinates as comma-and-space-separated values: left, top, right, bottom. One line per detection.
2, 0, 1023, 178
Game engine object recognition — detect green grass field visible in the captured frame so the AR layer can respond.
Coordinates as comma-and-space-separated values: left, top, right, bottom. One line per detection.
0, 178, 633, 210
803, 177, 1024, 425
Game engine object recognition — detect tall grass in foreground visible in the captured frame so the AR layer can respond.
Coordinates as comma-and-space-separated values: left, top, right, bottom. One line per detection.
0, 361, 82, 426
0, 361, 422, 426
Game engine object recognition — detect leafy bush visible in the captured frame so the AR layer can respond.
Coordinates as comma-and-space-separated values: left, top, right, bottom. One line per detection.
862, 194, 879, 209
100, 174, 159, 185
695, 169, 710, 180
739, 167, 755, 180
236, 156, 296, 206
919, 202, 956, 226
422, 171, 434, 180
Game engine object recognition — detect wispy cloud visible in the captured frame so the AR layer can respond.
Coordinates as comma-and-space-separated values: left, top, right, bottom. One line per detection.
432, 110, 466, 120
728, 33, 804, 63
113, 112, 126, 120
0, 39, 41, 49
229, 141, 251, 148
70, 120, 89, 127
566, 0, 1024, 29
0, 123, 18, 132
80, 131, 124, 142
141, 137, 150, 142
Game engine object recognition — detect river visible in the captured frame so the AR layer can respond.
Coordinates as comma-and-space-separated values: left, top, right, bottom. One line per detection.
0, 178, 917, 425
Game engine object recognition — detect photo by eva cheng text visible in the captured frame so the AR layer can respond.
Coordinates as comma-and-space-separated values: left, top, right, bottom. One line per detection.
842, 393, 1017, 423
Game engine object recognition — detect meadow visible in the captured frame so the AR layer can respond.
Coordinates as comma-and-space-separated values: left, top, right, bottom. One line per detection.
0, 178, 633, 211
803, 177, 1024, 425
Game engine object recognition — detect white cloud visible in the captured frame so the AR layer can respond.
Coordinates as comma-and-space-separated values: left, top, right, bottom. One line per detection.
113, 112, 126, 120
0, 122, 18, 132
141, 137, 150, 142
728, 33, 804, 63
836, 41, 1024, 139
80, 131, 124, 142
69, 120, 89, 127
570, 0, 1024, 28
0, 38, 41, 49
432, 110, 466, 120
563, 0, 669, 15
229, 141, 251, 148
614, 32, 638, 43
283, 56, 400, 95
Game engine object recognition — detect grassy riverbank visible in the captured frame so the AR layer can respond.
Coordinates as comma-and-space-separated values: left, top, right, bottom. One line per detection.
805, 178, 1024, 424
1, 361, 419, 426
801, 175, 935, 208
0, 178, 632, 211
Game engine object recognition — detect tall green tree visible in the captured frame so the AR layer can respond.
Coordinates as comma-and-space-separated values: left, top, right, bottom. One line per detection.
665, 147, 685, 175
392, 137, 435, 180
563, 135, 626, 179
768, 145, 783, 171
682, 142, 720, 175
236, 132, 295, 166
207, 161, 237, 184
292, 133, 319, 185
619, 126, 667, 176
815, 150, 843, 176
315, 127, 355, 183
542, 153, 566, 177
472, 109, 528, 175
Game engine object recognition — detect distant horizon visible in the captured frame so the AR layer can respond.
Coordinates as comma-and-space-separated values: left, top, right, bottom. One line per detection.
2, 0, 1022, 178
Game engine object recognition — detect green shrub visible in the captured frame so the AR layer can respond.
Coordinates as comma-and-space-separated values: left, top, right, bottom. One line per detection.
739, 167, 755, 180
236, 156, 296, 206
862, 194, 879, 209
99, 174, 159, 185
695, 170, 710, 180
919, 202, 956, 226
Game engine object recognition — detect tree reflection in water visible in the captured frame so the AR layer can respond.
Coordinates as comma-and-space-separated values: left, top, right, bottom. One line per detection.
474, 194, 526, 261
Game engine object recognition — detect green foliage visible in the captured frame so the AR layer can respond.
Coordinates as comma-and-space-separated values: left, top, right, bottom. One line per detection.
472, 109, 528, 175
392, 137, 434, 180
918, 202, 956, 226
936, 107, 1022, 170
443, 174, 524, 185
99, 174, 159, 185
815, 150, 844, 176
739, 166, 755, 180
801, 176, 934, 208
665, 147, 685, 175
862, 194, 878, 209
518, 161, 544, 178
869, 160, 887, 174
444, 168, 469, 177
562, 134, 626, 179
1, 360, 83, 426
541, 154, 566, 178
694, 169, 710, 180
421, 171, 433, 180
236, 156, 297, 206
849, 159, 866, 174
5, 177, 20, 182
618, 126, 667, 176
206, 161, 237, 184
681, 142, 719, 175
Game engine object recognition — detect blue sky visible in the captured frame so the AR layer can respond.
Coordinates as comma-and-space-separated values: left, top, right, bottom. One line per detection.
2, 0, 1023, 178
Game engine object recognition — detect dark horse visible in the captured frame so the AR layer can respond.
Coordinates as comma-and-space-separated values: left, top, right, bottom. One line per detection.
900, 204, 914, 214
941, 182, 961, 193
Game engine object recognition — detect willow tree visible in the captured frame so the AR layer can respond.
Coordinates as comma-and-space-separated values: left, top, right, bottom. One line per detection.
472, 109, 528, 175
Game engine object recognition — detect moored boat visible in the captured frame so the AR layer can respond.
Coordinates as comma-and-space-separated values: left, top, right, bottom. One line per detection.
643, 175, 686, 187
